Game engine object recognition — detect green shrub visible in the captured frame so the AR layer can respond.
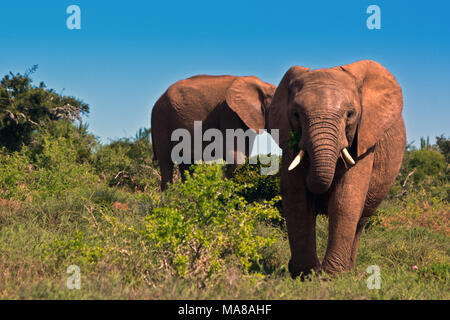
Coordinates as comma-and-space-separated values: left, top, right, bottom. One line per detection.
29, 120, 97, 164
42, 231, 105, 267
0, 70, 98, 200
390, 143, 448, 201
405, 150, 446, 184
93, 128, 159, 192
142, 163, 281, 281
0, 146, 31, 199
0, 130, 99, 200
435, 135, 450, 164
233, 155, 281, 204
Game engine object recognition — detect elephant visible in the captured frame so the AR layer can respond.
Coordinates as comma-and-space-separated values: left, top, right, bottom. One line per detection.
267, 60, 406, 277
151, 74, 276, 191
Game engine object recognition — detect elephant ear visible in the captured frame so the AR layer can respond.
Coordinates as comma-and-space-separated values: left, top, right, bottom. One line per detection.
225, 76, 270, 134
267, 66, 310, 150
340, 60, 403, 157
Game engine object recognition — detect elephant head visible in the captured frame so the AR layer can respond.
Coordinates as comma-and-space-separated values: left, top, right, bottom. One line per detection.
268, 60, 403, 194
225, 76, 276, 134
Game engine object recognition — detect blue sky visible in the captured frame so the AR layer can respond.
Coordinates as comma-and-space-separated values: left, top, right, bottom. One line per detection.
0, 0, 449, 152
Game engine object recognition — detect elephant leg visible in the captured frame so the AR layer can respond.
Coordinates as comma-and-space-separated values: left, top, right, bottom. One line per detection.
179, 163, 195, 181
348, 121, 406, 269
349, 216, 369, 269
348, 179, 395, 269
224, 147, 245, 178
160, 161, 174, 191
282, 157, 320, 278
225, 164, 238, 178
322, 151, 375, 274
220, 108, 255, 179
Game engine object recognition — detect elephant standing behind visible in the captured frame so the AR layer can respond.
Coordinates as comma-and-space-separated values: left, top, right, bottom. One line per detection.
267, 60, 406, 277
151, 75, 276, 191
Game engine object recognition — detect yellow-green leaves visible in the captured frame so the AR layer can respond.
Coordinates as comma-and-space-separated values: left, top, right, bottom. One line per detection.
142, 164, 281, 281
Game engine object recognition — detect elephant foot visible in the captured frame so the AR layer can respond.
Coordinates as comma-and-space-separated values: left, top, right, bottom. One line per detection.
288, 259, 320, 280
321, 259, 352, 275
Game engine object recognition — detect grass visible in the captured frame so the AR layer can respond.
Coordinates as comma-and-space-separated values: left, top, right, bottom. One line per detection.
0, 186, 448, 300
1, 71, 447, 300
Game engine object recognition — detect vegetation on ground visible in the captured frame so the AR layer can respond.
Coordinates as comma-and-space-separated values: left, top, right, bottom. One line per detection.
0, 70, 448, 299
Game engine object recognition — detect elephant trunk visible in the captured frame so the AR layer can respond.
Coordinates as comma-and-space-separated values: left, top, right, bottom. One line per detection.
304, 118, 340, 194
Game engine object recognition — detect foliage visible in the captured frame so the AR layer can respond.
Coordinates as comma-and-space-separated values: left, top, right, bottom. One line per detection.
233, 155, 281, 205
435, 135, 450, 164
288, 130, 301, 153
42, 231, 105, 267
93, 128, 160, 192
1, 191, 448, 299
417, 263, 449, 283
390, 136, 449, 201
0, 130, 99, 200
404, 150, 446, 184
0, 70, 448, 299
30, 120, 98, 164
0, 68, 98, 200
0, 67, 89, 151
142, 164, 281, 282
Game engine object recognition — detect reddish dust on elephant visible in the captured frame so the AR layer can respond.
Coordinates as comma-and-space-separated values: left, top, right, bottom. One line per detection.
150, 60, 405, 278
151, 75, 276, 191
267, 60, 406, 277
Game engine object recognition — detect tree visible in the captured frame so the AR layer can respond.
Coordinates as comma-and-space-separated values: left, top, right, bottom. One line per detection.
0, 66, 89, 151
435, 135, 450, 164
420, 136, 432, 150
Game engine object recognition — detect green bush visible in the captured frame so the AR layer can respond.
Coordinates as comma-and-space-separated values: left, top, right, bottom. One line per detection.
405, 150, 446, 184
30, 120, 97, 164
0, 68, 98, 200
0, 148, 32, 199
142, 163, 281, 281
0, 129, 99, 200
42, 231, 105, 267
390, 140, 449, 201
233, 155, 281, 204
435, 135, 450, 164
93, 128, 159, 192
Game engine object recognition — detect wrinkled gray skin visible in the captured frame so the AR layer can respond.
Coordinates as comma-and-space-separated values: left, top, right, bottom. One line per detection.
151, 75, 276, 191
267, 60, 406, 277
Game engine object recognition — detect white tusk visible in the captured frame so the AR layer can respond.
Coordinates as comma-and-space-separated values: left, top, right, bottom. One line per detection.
288, 150, 305, 171
341, 148, 355, 165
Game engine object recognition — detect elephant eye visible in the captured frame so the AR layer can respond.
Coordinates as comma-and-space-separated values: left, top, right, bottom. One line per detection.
347, 110, 355, 118
293, 111, 300, 119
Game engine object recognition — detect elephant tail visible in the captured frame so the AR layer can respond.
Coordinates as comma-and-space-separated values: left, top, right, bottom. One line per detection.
150, 123, 158, 163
